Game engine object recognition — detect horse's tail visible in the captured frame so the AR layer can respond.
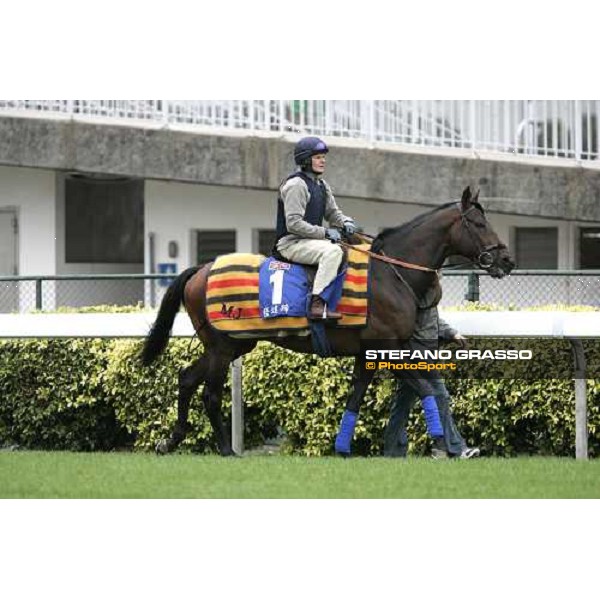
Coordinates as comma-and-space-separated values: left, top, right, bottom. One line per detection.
141, 266, 201, 366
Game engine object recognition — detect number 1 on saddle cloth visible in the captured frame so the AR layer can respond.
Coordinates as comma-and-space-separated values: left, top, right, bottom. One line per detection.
259, 257, 345, 319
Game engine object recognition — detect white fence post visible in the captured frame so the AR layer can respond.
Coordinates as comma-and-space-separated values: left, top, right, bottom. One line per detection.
231, 357, 244, 455
570, 339, 588, 460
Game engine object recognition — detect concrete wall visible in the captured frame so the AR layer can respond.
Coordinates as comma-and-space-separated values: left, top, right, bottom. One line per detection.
0, 165, 56, 275
0, 166, 55, 311
1, 113, 600, 222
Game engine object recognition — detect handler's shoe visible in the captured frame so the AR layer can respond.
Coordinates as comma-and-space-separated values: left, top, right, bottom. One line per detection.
459, 446, 480, 459
431, 448, 449, 460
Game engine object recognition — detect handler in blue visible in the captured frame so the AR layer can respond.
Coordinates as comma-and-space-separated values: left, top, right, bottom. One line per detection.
275, 136, 358, 320
384, 283, 481, 459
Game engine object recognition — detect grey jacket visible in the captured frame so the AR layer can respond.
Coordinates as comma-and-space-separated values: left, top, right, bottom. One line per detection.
276, 171, 353, 250
413, 281, 457, 344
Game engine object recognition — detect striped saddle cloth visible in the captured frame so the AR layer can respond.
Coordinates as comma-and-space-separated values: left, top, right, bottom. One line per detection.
206, 245, 370, 336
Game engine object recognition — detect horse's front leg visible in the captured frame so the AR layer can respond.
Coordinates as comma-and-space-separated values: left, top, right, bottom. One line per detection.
334, 357, 375, 456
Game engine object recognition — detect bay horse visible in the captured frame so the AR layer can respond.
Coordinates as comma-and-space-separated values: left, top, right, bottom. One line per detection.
141, 187, 514, 456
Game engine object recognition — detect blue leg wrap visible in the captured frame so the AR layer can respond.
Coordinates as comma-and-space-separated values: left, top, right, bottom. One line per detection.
335, 410, 358, 455
422, 396, 443, 437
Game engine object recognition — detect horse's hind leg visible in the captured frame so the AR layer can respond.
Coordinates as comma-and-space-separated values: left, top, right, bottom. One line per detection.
156, 355, 209, 455
201, 355, 235, 456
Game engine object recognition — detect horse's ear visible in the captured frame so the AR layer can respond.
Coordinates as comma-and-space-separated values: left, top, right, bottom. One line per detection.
461, 186, 472, 210
473, 188, 480, 202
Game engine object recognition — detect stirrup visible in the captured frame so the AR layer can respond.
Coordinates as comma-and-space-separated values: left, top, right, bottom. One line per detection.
323, 305, 341, 320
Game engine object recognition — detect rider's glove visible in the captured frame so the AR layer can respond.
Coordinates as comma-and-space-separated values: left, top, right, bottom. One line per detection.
342, 220, 358, 236
325, 228, 342, 243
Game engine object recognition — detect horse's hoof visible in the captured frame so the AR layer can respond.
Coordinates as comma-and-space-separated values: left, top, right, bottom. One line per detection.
335, 451, 351, 459
222, 448, 241, 458
155, 439, 171, 455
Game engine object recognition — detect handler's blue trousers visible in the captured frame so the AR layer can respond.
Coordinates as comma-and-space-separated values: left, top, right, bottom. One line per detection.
383, 377, 466, 457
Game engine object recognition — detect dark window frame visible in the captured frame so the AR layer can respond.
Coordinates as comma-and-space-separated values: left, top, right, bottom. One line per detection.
579, 227, 600, 269
65, 176, 144, 264
256, 229, 277, 256
195, 229, 237, 264
514, 227, 558, 269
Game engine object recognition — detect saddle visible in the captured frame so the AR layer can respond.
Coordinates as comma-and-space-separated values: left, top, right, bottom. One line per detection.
206, 245, 370, 337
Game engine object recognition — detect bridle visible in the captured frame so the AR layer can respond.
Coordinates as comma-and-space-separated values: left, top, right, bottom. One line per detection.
458, 203, 507, 270
338, 202, 507, 311
341, 202, 506, 273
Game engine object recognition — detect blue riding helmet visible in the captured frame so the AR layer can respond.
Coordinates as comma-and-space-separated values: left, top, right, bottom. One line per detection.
294, 136, 329, 167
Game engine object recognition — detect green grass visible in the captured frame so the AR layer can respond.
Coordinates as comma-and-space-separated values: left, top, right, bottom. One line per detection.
1, 452, 600, 498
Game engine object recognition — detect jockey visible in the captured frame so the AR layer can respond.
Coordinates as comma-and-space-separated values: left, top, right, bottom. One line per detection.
275, 136, 357, 320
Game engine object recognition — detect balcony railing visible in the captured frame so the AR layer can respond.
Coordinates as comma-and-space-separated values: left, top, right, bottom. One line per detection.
0, 100, 598, 163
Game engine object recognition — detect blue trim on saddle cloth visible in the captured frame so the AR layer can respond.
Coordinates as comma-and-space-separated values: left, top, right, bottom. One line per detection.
258, 256, 346, 319
318, 268, 345, 310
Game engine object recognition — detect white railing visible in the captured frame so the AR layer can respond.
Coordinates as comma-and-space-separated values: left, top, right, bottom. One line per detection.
1, 100, 598, 163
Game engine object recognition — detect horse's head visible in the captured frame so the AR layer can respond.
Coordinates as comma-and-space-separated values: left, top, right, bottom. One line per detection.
449, 187, 515, 278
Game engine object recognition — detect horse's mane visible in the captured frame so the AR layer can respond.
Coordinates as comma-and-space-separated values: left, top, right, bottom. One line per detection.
371, 200, 484, 252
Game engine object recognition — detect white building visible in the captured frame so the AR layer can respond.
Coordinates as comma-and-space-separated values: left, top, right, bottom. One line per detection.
1, 100, 599, 311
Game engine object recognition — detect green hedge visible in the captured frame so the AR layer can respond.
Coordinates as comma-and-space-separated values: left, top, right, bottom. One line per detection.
0, 339, 127, 451
1, 316, 599, 456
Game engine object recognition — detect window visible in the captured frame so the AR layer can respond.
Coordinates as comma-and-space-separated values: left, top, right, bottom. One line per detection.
579, 227, 600, 269
514, 227, 558, 269
256, 229, 277, 256
65, 176, 144, 263
196, 230, 236, 264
